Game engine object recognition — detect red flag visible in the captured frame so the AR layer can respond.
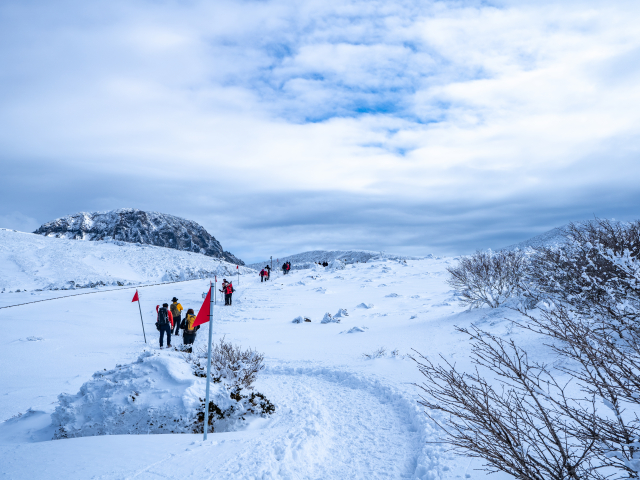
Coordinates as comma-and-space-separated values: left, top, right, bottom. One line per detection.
236, 265, 238, 269
132, 290, 139, 302
193, 287, 211, 327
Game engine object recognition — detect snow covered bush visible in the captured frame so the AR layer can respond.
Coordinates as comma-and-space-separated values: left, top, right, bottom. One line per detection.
525, 219, 640, 323
447, 249, 527, 308
52, 341, 275, 439
321, 312, 338, 323
186, 338, 274, 433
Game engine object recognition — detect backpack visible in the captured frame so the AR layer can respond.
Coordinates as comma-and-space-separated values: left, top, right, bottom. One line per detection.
170, 303, 180, 317
158, 307, 169, 325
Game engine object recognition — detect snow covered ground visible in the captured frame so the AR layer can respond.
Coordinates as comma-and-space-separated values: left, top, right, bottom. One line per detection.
0, 228, 251, 293
0, 250, 539, 479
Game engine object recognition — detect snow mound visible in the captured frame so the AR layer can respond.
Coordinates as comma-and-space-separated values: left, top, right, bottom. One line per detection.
347, 327, 366, 333
321, 313, 340, 324
334, 308, 349, 318
51, 351, 268, 439
385, 293, 401, 298
356, 303, 374, 309
292, 316, 311, 323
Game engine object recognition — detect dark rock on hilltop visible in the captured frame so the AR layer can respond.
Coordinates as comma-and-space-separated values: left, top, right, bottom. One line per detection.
34, 208, 244, 265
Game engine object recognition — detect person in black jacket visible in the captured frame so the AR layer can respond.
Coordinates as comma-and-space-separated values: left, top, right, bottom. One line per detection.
182, 308, 199, 350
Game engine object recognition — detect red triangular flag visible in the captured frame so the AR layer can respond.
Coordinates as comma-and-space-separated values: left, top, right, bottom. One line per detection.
193, 287, 211, 327
132, 290, 139, 302
236, 265, 238, 269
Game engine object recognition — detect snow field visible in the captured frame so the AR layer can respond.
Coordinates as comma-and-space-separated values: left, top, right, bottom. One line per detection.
0, 228, 251, 293
0, 253, 520, 479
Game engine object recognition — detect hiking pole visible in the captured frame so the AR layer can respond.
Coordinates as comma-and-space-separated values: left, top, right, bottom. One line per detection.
204, 281, 214, 441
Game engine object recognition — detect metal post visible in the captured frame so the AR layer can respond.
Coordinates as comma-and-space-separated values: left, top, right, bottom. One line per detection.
137, 296, 147, 343
203, 282, 214, 441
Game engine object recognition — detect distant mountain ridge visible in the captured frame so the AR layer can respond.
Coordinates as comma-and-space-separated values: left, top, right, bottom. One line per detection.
34, 208, 244, 265
247, 250, 421, 271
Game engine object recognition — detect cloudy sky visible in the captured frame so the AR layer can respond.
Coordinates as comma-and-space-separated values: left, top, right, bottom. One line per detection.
1, 0, 639, 262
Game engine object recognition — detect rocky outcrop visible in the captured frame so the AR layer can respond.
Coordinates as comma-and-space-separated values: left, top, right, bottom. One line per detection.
34, 208, 244, 265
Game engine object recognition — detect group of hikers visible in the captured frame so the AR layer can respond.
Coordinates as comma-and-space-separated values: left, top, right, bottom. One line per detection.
155, 297, 199, 349
259, 265, 271, 282
282, 261, 291, 274
155, 279, 236, 349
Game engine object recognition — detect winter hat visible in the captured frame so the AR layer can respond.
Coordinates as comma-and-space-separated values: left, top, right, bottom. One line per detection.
163, 303, 169, 307
172, 297, 178, 302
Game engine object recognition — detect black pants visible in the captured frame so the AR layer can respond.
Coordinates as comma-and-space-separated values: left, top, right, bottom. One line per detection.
159, 323, 172, 347
225, 293, 232, 305
183, 332, 196, 345
261, 276, 264, 282
173, 315, 182, 335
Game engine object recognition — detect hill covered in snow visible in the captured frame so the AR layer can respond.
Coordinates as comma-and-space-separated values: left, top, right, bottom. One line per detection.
500, 225, 570, 251
0, 228, 251, 293
247, 249, 423, 271
33, 208, 244, 265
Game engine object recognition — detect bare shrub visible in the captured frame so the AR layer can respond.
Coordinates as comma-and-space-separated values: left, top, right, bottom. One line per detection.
519, 304, 640, 477
447, 249, 527, 308
187, 337, 264, 391
517, 218, 640, 477
362, 347, 387, 359
412, 326, 600, 480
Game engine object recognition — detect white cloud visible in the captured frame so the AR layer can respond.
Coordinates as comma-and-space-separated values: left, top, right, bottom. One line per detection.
1, 0, 639, 258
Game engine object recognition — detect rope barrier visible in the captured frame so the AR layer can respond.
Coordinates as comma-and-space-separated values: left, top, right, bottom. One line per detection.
0, 277, 215, 310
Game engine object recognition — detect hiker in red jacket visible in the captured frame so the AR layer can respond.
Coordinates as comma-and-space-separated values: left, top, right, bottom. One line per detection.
155, 303, 174, 348
225, 282, 234, 305
260, 268, 267, 282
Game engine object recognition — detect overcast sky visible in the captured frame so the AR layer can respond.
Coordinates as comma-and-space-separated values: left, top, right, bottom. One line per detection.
1, 0, 639, 262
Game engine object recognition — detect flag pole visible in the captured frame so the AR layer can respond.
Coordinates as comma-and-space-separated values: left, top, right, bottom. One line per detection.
203, 281, 214, 441
135, 290, 147, 343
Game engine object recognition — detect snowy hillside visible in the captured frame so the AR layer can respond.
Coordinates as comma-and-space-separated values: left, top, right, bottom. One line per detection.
0, 254, 527, 479
0, 228, 252, 293
247, 249, 422, 271
34, 208, 244, 265
500, 219, 628, 251
500, 225, 570, 251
